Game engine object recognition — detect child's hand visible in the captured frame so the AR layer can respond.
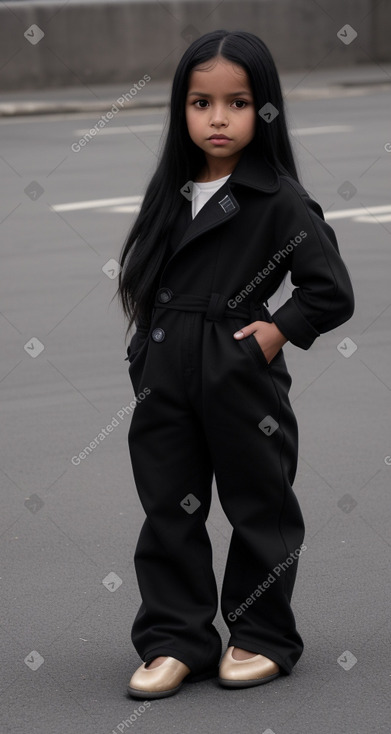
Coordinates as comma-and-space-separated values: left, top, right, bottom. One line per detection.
233, 321, 288, 364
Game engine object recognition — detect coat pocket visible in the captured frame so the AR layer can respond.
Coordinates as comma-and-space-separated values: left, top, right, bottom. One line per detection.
125, 327, 149, 366
247, 332, 270, 368
232, 318, 269, 370
127, 332, 150, 395
243, 334, 284, 371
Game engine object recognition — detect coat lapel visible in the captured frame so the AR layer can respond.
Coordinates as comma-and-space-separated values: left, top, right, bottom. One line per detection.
162, 145, 280, 271
174, 182, 240, 253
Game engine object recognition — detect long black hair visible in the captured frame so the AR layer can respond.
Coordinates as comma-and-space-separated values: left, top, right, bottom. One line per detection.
115, 29, 301, 341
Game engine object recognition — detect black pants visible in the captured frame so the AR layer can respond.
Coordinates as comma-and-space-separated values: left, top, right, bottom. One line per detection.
127, 298, 305, 677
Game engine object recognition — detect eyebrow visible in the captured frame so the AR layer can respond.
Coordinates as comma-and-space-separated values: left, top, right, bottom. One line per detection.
187, 91, 252, 97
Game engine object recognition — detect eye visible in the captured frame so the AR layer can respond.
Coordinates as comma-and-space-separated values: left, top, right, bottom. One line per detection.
192, 99, 249, 109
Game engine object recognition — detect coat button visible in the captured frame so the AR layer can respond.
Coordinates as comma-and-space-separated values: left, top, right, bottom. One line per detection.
157, 288, 173, 303
151, 327, 165, 342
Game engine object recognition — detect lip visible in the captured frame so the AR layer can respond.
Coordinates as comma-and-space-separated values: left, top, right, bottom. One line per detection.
207, 135, 232, 140
207, 135, 232, 146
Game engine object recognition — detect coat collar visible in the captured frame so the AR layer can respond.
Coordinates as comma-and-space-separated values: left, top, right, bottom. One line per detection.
228, 143, 280, 193
159, 145, 280, 276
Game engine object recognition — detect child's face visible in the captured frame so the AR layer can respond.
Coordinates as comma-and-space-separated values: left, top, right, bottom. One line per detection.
185, 58, 256, 167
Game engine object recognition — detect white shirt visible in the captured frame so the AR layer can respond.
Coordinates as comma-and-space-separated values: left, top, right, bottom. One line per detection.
191, 174, 231, 219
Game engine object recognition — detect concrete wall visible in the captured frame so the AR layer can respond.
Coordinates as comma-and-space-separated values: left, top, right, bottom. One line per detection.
0, 0, 390, 91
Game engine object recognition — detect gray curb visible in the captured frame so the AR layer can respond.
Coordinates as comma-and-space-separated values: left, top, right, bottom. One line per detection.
1, 79, 391, 118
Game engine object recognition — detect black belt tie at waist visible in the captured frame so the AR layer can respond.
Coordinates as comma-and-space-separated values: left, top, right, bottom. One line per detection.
153, 290, 263, 322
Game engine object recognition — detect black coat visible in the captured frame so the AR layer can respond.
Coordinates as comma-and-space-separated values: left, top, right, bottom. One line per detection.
125, 145, 355, 674
127, 145, 354, 363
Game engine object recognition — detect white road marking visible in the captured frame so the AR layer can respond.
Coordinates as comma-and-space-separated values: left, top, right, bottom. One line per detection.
52, 196, 142, 212
51, 197, 391, 223
73, 124, 353, 137
108, 206, 141, 213
355, 214, 391, 223
326, 204, 391, 220
290, 125, 353, 135
74, 124, 164, 135
0, 108, 168, 125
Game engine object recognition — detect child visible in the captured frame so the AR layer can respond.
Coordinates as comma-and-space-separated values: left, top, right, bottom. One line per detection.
116, 29, 354, 699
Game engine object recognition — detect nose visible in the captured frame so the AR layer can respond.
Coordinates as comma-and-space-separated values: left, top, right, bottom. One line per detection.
209, 103, 229, 127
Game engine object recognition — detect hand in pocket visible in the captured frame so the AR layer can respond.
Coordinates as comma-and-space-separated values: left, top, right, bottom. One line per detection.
233, 320, 287, 364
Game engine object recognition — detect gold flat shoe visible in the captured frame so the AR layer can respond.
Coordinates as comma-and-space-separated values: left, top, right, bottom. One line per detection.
218, 646, 280, 688
127, 656, 192, 699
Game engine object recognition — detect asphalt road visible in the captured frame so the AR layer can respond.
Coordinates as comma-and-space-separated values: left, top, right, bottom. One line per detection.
1, 82, 390, 733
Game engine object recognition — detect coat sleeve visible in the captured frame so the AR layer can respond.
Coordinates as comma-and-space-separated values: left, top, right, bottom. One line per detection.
270, 179, 355, 350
